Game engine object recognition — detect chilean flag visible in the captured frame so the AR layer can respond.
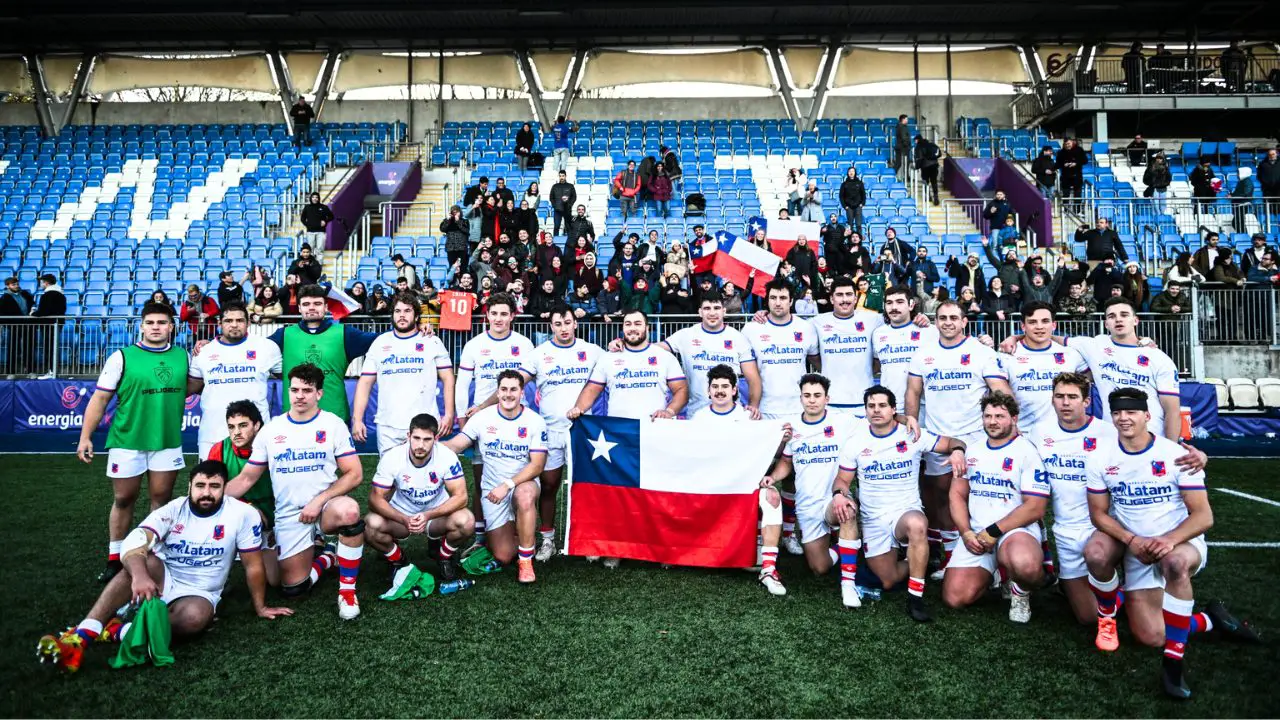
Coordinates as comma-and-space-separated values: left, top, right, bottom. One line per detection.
690, 233, 720, 274
567, 415, 784, 568
710, 231, 780, 297
749, 216, 822, 259
326, 285, 362, 320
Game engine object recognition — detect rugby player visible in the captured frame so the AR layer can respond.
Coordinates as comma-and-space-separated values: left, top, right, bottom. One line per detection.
187, 303, 281, 459
1002, 302, 1088, 433
661, 291, 761, 417
208, 400, 280, 586
871, 285, 938, 415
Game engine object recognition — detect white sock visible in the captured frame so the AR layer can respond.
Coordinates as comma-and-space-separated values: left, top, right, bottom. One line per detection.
76, 618, 103, 636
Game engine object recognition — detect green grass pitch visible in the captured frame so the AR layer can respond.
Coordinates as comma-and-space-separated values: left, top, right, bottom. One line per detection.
2, 455, 1278, 718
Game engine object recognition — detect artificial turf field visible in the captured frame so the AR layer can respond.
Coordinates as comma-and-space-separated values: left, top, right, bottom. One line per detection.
2, 454, 1278, 718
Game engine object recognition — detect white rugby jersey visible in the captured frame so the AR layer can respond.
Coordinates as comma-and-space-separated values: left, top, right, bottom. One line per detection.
690, 404, 751, 422
139, 496, 263, 594
1068, 335, 1179, 431
189, 336, 282, 447
1086, 434, 1206, 538
456, 330, 535, 409
962, 434, 1049, 530
781, 410, 859, 503
873, 322, 938, 412
838, 423, 940, 518
813, 311, 884, 407
908, 336, 1006, 437
1027, 416, 1118, 532
461, 405, 548, 491
1004, 340, 1089, 431
743, 316, 819, 417
361, 330, 452, 429
372, 442, 466, 515
249, 410, 357, 518
587, 343, 685, 420
520, 338, 602, 432
664, 323, 756, 414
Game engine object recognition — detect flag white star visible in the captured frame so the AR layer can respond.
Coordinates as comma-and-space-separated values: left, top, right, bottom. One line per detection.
716, 232, 727, 242
750, 221, 762, 232
588, 430, 618, 462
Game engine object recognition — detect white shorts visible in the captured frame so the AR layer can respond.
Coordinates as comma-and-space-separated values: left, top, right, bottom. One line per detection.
1053, 524, 1096, 581
544, 429, 569, 472
1124, 534, 1207, 591
376, 424, 408, 454
274, 508, 325, 561
796, 497, 832, 545
924, 430, 984, 476
161, 572, 221, 610
861, 505, 924, 558
946, 525, 1042, 575
481, 478, 541, 531
107, 447, 186, 479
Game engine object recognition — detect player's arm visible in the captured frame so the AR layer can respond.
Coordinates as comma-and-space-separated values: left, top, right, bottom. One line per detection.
981, 495, 1048, 546
984, 375, 1013, 396
568, 379, 605, 419
905, 374, 924, 421
227, 462, 267, 498
350, 374, 376, 443
454, 365, 474, 425
658, 377, 689, 418
948, 474, 984, 554
437, 367, 457, 433
186, 376, 204, 395
240, 548, 291, 619
427, 476, 470, 520
740, 360, 763, 411
76, 389, 113, 462
1086, 480, 1132, 545
1158, 393, 1181, 441
441, 432, 474, 454
1160, 487, 1214, 550
300, 453, 364, 523
120, 526, 160, 603
932, 435, 968, 477
486, 450, 547, 503
368, 483, 411, 527
765, 453, 793, 488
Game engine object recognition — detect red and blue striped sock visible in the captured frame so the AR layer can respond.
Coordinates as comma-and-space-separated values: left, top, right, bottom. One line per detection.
107, 541, 122, 564
1162, 593, 1195, 660
1040, 537, 1056, 573
517, 545, 534, 561
781, 492, 797, 538
336, 542, 363, 594
74, 619, 102, 644
1190, 611, 1213, 634
1089, 571, 1120, 618
309, 550, 335, 585
838, 538, 861, 586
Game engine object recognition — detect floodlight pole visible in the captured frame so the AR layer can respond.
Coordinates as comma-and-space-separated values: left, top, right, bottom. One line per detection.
23, 55, 58, 138
515, 49, 552, 133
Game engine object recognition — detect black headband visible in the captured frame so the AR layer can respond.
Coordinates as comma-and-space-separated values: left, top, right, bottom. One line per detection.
1110, 396, 1148, 412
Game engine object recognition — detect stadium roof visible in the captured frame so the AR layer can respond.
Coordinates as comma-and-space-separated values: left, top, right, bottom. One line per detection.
6, 0, 1280, 54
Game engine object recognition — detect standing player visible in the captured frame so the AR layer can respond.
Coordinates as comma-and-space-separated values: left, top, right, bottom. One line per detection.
872, 285, 938, 415
444, 370, 547, 583
208, 400, 280, 586
455, 294, 535, 547
832, 385, 967, 620
811, 276, 886, 416
188, 303, 282, 459
77, 302, 189, 583
1002, 302, 1089, 433
692, 365, 786, 596
36, 461, 290, 673
364, 414, 474, 582
1085, 388, 1257, 699
906, 300, 1012, 578
663, 292, 761, 416
227, 363, 367, 620
942, 392, 1048, 624
352, 293, 456, 453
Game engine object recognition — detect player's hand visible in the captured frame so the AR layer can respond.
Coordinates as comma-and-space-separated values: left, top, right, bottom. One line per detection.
903, 415, 920, 442
566, 406, 584, 420
1146, 534, 1177, 561
193, 338, 211, 356
487, 484, 511, 504
751, 310, 767, 324
418, 324, 436, 337
607, 337, 624, 352
831, 495, 856, 525
912, 313, 931, 328
1174, 442, 1208, 473
650, 408, 674, 420
256, 606, 294, 620
744, 405, 761, 420
949, 450, 967, 479
962, 531, 986, 555
351, 420, 368, 443
780, 422, 794, 442
760, 475, 776, 489
299, 497, 325, 524
998, 335, 1019, 354
1129, 536, 1158, 564
406, 513, 427, 534
439, 411, 456, 435
1138, 336, 1157, 348
131, 573, 160, 605
77, 438, 94, 463
975, 530, 997, 551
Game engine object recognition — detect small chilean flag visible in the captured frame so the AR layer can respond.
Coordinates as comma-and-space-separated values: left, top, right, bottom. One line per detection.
326, 285, 362, 320
691, 234, 720, 274
710, 231, 780, 297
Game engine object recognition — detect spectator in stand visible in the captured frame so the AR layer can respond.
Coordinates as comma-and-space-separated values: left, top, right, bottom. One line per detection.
543, 255, 572, 297
1019, 264, 1065, 306
1020, 254, 1051, 287
450, 271, 477, 297
1190, 158, 1218, 216
390, 254, 418, 291
958, 286, 982, 322
659, 274, 694, 314
795, 289, 819, 318
659, 145, 683, 190
514, 122, 536, 173
881, 227, 913, 267
395, 277, 413, 299
215, 271, 245, 308
1151, 281, 1190, 314
908, 246, 940, 294
475, 276, 495, 313
248, 285, 283, 324
847, 233, 873, 276
872, 247, 909, 286
1211, 248, 1246, 287
614, 160, 642, 221
946, 251, 986, 300
784, 168, 806, 216
1088, 254, 1124, 305
1057, 256, 1090, 302
497, 198, 519, 240
914, 135, 942, 205
649, 162, 674, 219
1056, 281, 1097, 317
1231, 168, 1256, 233
493, 177, 515, 205
1126, 134, 1149, 165
280, 275, 300, 315
786, 236, 820, 290
721, 282, 744, 315
440, 206, 470, 271
1257, 148, 1280, 220
800, 180, 824, 222
1079, 218, 1127, 268
637, 257, 662, 289
568, 283, 599, 321
980, 277, 1017, 321
663, 241, 691, 285
0, 276, 35, 374
346, 282, 371, 316
565, 204, 595, 246
994, 216, 1020, 249
551, 115, 578, 173
179, 283, 219, 341
289, 96, 315, 147
894, 114, 912, 183
288, 243, 323, 285
919, 285, 947, 319
1165, 251, 1208, 286
369, 285, 390, 316
533, 231, 561, 274
300, 192, 333, 246
820, 213, 848, 274
33, 273, 65, 376
1143, 152, 1173, 214
1056, 138, 1088, 212
983, 240, 1023, 293
597, 277, 624, 323
1211, 248, 1247, 338
1221, 40, 1247, 92
839, 167, 867, 235
524, 181, 541, 213
517, 198, 540, 239
983, 190, 1013, 231
462, 176, 490, 207
1122, 43, 1147, 94
1242, 233, 1277, 276
466, 195, 485, 248
1120, 261, 1151, 310
527, 278, 562, 320
566, 235, 594, 272
609, 241, 640, 287
1191, 232, 1222, 277
622, 276, 660, 314
1031, 146, 1057, 197
550, 170, 577, 236
467, 246, 495, 287
1247, 251, 1280, 284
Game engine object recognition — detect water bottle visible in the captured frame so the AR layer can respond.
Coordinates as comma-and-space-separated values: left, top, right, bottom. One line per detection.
438, 578, 475, 596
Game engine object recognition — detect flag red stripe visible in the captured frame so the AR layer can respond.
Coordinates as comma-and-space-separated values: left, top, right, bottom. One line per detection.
712, 252, 768, 297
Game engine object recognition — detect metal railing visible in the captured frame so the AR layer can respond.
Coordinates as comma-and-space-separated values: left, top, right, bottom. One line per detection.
1191, 284, 1280, 347
381, 201, 440, 239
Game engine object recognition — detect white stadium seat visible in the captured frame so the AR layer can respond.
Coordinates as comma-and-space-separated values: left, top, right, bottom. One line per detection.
1205, 378, 1229, 408
1227, 378, 1260, 409
1257, 378, 1280, 409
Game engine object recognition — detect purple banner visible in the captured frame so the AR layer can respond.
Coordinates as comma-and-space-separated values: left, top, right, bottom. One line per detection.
373, 162, 412, 194
324, 162, 374, 251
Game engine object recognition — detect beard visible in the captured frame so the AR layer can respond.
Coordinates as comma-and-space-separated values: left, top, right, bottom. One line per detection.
188, 495, 223, 517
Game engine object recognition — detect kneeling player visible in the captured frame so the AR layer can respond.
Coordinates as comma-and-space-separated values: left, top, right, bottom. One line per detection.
694, 365, 786, 596
444, 370, 547, 583
832, 385, 967, 621
365, 413, 475, 583
1084, 388, 1257, 699
942, 392, 1049, 623
37, 461, 291, 672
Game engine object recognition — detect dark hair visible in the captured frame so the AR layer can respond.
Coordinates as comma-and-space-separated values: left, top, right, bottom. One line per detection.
1052, 372, 1092, 397
1109, 387, 1150, 408
980, 390, 1020, 417
297, 284, 328, 301
392, 291, 421, 317
707, 363, 738, 389
140, 301, 174, 319
478, 175, 489, 184
487, 292, 517, 315
764, 278, 792, 298
622, 308, 648, 324
1102, 296, 1138, 314
496, 368, 526, 388
935, 299, 964, 316
225, 399, 263, 425
288, 362, 325, 390
863, 384, 897, 408
548, 302, 575, 321
699, 291, 724, 307
1020, 301, 1056, 319
884, 284, 915, 304
799, 373, 830, 392
409, 413, 439, 435
391, 253, 405, 263
829, 275, 857, 294
40, 273, 57, 284
1206, 231, 1219, 242
190, 459, 229, 485
219, 303, 249, 321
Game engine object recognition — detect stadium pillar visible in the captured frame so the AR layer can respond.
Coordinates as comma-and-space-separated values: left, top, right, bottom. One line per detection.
23, 55, 58, 138
765, 47, 800, 127
912, 44, 921, 125
515, 50, 552, 133
800, 42, 841, 134
266, 50, 299, 132
58, 53, 97, 132
556, 48, 588, 124
1020, 44, 1049, 111
945, 41, 954, 138
313, 50, 342, 121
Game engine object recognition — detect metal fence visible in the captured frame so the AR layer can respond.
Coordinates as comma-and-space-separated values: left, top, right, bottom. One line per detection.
1193, 284, 1280, 347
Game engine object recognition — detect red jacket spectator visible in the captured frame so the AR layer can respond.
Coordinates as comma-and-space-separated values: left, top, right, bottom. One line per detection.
614, 165, 641, 199
179, 285, 219, 339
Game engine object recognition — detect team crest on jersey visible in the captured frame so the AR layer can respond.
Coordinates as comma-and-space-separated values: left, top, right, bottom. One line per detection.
518, 427, 528, 439
896, 440, 909, 453
1053, 352, 1065, 364
273, 435, 287, 444
154, 362, 173, 384
823, 426, 835, 438
1152, 460, 1166, 476
429, 471, 439, 484
416, 343, 425, 352
855, 321, 865, 332
577, 351, 588, 362
724, 340, 733, 350
213, 524, 225, 540
1002, 457, 1013, 471
960, 354, 971, 366
316, 430, 327, 443
172, 524, 184, 535
110, 462, 119, 473
1084, 437, 1097, 451
647, 356, 658, 366
511, 346, 521, 356
910, 331, 920, 341
1137, 355, 1150, 367
793, 332, 804, 342
246, 350, 257, 360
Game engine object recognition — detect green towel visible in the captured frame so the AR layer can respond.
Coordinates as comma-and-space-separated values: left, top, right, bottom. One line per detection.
460, 547, 502, 576
379, 564, 436, 601
110, 598, 173, 669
